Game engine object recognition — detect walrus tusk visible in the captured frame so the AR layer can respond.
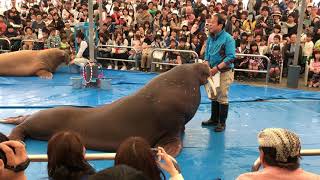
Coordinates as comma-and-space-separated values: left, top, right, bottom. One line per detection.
204, 73, 220, 99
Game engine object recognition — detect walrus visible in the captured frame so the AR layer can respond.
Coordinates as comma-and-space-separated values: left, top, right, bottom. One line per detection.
0, 48, 69, 79
1, 63, 210, 157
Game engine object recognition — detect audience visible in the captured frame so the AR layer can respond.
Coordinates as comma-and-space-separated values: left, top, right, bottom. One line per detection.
0, 0, 320, 177
236, 128, 320, 180
47, 131, 95, 180
115, 136, 183, 180
308, 49, 320, 87
0, 0, 319, 85
89, 165, 150, 180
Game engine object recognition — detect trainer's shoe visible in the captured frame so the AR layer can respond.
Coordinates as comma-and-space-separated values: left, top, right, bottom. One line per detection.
214, 123, 226, 132
201, 119, 219, 126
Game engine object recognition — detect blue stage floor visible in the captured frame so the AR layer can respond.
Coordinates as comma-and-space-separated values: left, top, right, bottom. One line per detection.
0, 68, 319, 180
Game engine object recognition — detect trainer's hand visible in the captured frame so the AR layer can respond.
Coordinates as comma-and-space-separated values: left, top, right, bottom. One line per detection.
210, 66, 219, 76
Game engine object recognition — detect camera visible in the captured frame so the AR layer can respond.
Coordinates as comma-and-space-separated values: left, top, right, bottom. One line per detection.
0, 148, 8, 165
0, 146, 30, 172
0, 145, 15, 166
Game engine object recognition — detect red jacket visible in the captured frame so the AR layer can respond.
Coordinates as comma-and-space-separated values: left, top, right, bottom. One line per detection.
0, 22, 7, 35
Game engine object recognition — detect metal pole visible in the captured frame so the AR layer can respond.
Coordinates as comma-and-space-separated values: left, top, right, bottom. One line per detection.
287, 0, 306, 88
293, 0, 306, 66
88, 0, 95, 62
99, 0, 103, 28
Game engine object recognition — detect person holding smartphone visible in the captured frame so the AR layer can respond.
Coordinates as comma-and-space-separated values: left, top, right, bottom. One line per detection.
0, 140, 30, 180
115, 137, 184, 180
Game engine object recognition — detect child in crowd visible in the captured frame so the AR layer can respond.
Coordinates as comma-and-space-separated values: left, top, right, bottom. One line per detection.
181, 24, 191, 37
258, 36, 268, 55
129, 34, 143, 60
97, 33, 113, 68
177, 36, 191, 64
41, 28, 50, 49
269, 45, 283, 83
166, 39, 180, 64
308, 49, 320, 87
22, 27, 37, 50
129, 34, 143, 70
243, 42, 264, 79
268, 35, 282, 54
63, 22, 74, 41
190, 35, 202, 57
235, 40, 250, 81
267, 24, 282, 45
47, 28, 61, 48
60, 35, 71, 54
303, 33, 314, 70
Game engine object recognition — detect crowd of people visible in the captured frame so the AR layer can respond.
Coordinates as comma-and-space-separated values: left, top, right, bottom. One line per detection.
0, 1, 319, 180
0, 131, 184, 180
0, 0, 319, 86
0, 128, 319, 180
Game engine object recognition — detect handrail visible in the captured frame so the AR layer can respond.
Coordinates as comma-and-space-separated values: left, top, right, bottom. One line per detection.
0, 38, 11, 52
28, 151, 177, 163
251, 149, 320, 171
96, 45, 138, 68
235, 53, 271, 84
21, 40, 44, 43
29, 153, 116, 162
21, 39, 45, 50
150, 48, 199, 71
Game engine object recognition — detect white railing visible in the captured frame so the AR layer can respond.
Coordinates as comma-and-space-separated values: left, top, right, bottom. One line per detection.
29, 153, 116, 162
96, 45, 138, 68
251, 149, 320, 171
0, 37, 11, 53
150, 48, 199, 71
234, 54, 271, 84
20, 40, 45, 50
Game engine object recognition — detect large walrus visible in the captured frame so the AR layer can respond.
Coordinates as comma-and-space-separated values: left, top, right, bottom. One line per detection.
0, 48, 69, 79
1, 63, 210, 157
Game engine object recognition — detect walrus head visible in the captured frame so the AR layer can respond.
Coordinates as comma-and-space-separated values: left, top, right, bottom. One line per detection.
194, 63, 210, 85
62, 50, 71, 65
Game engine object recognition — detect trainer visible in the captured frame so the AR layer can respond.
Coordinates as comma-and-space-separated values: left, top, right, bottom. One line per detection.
201, 13, 236, 132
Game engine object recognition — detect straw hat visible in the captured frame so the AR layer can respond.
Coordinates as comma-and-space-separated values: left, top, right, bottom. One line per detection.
272, 11, 282, 17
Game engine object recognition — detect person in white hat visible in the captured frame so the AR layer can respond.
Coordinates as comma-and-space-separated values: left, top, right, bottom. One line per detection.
236, 128, 320, 180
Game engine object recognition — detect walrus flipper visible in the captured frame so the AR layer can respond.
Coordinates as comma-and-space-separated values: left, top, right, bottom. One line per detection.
8, 125, 27, 141
156, 137, 182, 157
36, 70, 53, 79
0, 115, 30, 125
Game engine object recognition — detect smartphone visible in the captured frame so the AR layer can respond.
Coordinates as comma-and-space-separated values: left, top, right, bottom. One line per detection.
150, 148, 161, 161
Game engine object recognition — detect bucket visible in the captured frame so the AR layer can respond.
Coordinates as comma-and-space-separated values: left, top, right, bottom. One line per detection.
70, 77, 82, 89
100, 78, 112, 90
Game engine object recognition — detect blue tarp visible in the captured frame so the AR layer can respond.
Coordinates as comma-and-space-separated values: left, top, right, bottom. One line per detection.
0, 68, 319, 180
0, 68, 319, 108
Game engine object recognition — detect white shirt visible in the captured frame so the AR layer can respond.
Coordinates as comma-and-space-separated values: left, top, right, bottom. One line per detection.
76, 41, 88, 58
303, 41, 314, 57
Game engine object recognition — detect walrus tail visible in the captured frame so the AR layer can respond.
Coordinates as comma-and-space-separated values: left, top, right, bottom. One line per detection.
0, 115, 30, 125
